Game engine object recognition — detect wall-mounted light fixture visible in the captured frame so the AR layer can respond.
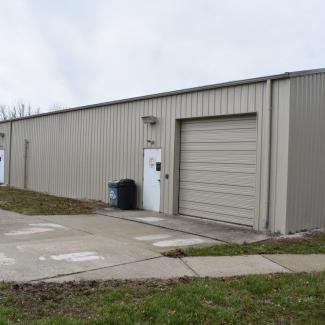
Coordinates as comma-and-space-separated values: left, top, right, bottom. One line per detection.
0, 133, 5, 138
141, 116, 157, 125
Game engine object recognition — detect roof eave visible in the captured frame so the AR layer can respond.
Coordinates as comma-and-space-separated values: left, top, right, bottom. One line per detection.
1, 68, 324, 124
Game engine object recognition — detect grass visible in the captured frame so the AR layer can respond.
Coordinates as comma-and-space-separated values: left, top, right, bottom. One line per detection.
0, 186, 99, 215
0, 272, 324, 324
164, 231, 325, 257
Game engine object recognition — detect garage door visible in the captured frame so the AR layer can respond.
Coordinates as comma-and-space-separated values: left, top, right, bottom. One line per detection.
179, 115, 257, 226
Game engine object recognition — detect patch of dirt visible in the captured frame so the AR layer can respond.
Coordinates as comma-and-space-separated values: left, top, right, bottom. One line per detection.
13, 277, 191, 294
163, 248, 186, 258
73, 199, 107, 214
263, 230, 324, 244
5, 278, 191, 319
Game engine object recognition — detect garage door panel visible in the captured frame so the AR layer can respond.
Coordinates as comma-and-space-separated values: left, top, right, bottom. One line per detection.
179, 209, 253, 225
179, 181, 255, 196
179, 189, 255, 209
180, 170, 256, 187
180, 162, 256, 174
179, 207, 253, 225
181, 129, 256, 143
179, 200, 254, 219
181, 141, 256, 151
180, 151, 256, 165
179, 115, 257, 227
181, 117, 256, 131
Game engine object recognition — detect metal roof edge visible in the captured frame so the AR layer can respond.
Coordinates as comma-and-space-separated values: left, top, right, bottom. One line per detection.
1, 68, 324, 124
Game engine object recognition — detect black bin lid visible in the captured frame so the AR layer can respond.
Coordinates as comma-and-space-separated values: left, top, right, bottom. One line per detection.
119, 179, 135, 187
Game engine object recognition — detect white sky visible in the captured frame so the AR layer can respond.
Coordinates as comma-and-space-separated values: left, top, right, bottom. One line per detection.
0, 0, 324, 112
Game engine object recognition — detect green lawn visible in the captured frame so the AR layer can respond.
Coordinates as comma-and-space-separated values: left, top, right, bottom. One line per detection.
0, 272, 324, 324
164, 231, 325, 257
0, 186, 98, 215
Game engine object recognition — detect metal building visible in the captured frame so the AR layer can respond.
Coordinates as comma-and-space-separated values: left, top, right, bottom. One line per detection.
0, 69, 324, 234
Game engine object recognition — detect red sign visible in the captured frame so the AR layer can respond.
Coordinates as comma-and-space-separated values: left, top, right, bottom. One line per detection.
149, 157, 156, 168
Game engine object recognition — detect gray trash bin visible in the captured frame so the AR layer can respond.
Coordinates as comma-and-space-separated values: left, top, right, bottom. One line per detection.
108, 180, 119, 207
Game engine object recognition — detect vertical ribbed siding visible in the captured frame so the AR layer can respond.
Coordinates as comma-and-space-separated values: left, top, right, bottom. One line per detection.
0, 122, 11, 184
268, 79, 290, 233
3, 79, 290, 233
286, 73, 325, 232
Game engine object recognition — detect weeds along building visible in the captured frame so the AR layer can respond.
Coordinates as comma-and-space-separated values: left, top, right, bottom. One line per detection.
0, 69, 324, 234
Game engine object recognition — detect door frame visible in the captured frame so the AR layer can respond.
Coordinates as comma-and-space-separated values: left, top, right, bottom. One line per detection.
142, 147, 162, 212
0, 147, 5, 184
175, 113, 260, 229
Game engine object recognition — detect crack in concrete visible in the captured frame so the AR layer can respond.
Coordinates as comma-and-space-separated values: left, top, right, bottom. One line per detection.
28, 255, 163, 282
261, 255, 295, 273
179, 258, 200, 277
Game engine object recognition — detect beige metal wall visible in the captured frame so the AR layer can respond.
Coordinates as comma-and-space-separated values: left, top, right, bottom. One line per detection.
0, 78, 292, 232
269, 79, 291, 233
286, 73, 325, 232
0, 121, 11, 184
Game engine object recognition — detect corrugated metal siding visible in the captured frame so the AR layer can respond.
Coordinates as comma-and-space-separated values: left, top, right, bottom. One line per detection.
2, 79, 292, 232
286, 73, 325, 232
268, 79, 291, 233
0, 122, 11, 184
179, 115, 257, 226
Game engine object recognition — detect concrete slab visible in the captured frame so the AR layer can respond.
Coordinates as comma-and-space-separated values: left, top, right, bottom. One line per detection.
0, 234, 160, 282
38, 213, 218, 252
0, 209, 217, 281
182, 255, 289, 277
0, 222, 85, 245
98, 208, 269, 244
43, 257, 195, 282
5, 209, 322, 283
264, 254, 325, 272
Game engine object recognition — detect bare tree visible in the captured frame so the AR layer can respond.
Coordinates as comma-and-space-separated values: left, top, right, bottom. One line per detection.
0, 102, 41, 121
0, 105, 9, 121
49, 103, 67, 112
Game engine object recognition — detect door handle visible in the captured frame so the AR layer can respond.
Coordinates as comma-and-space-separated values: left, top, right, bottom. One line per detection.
157, 179, 160, 182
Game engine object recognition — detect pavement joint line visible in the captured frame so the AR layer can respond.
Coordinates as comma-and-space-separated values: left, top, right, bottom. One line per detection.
28, 255, 164, 282
179, 258, 200, 277
96, 210, 230, 244
260, 254, 295, 273
34, 215, 95, 236
33, 254, 316, 283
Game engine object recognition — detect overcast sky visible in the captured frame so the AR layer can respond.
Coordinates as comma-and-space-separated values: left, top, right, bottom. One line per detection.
0, 0, 324, 112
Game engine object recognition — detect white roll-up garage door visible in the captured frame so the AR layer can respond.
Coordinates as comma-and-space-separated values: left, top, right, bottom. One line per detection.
179, 115, 257, 226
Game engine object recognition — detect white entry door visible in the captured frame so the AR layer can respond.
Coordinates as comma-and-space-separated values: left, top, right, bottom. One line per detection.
143, 148, 161, 211
0, 150, 4, 184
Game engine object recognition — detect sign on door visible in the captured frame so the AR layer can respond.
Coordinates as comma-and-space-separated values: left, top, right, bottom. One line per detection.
0, 150, 4, 184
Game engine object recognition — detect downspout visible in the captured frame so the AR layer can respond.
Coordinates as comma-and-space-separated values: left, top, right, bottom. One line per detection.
264, 79, 273, 230
23, 139, 29, 189
8, 120, 13, 186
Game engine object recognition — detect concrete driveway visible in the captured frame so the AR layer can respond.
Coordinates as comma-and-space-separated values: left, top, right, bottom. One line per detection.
0, 208, 267, 282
